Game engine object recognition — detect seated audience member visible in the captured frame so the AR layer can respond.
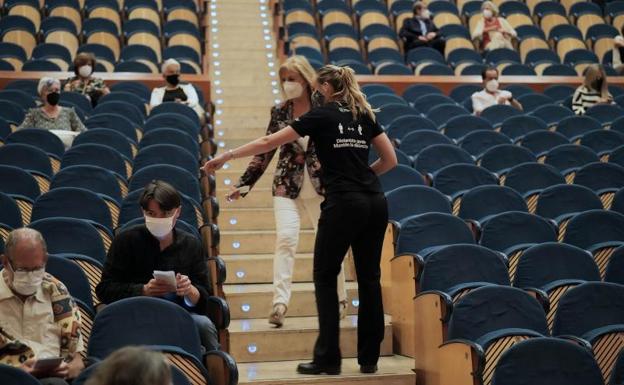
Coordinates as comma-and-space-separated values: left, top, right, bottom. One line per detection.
613, 33, 624, 75
85, 347, 171, 385
572, 64, 614, 115
96, 180, 219, 352
471, 1, 517, 52
17, 77, 86, 148
399, 2, 445, 55
150, 59, 206, 123
63, 53, 110, 107
0, 228, 85, 385
471, 67, 523, 115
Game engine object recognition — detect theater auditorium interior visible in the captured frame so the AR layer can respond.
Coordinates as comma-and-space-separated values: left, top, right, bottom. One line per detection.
1, 0, 624, 384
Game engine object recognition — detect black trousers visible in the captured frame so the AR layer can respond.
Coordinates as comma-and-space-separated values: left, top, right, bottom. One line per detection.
312, 191, 387, 366
404, 37, 446, 56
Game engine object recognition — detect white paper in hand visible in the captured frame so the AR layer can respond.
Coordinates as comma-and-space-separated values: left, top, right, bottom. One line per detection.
153, 270, 177, 291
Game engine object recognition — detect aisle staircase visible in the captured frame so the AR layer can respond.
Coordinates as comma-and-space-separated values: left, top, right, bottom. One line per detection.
208, 0, 415, 383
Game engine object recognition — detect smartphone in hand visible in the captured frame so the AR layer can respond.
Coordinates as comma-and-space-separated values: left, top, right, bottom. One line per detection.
33, 357, 64, 372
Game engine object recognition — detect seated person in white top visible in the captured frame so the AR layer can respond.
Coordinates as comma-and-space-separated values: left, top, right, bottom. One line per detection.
150, 59, 206, 124
471, 67, 523, 116
0, 228, 85, 385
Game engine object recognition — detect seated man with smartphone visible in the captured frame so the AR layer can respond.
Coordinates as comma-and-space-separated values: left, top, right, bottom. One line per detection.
96, 180, 219, 352
0, 228, 85, 385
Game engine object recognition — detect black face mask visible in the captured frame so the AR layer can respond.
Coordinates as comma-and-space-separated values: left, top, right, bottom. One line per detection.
46, 92, 60, 106
311, 90, 325, 106
166, 74, 180, 86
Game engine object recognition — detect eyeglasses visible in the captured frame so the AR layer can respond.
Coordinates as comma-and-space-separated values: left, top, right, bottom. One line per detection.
7, 259, 45, 273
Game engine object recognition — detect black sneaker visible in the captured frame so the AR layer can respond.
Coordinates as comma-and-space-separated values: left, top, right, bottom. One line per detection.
360, 364, 378, 374
297, 362, 341, 375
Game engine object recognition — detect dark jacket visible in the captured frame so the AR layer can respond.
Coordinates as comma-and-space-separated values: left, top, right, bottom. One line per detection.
399, 16, 439, 44
96, 225, 213, 314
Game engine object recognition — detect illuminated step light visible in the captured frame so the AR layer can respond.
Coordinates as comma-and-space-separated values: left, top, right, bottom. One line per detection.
271, 80, 277, 86
260, 5, 267, 11
217, 130, 224, 136
262, 20, 269, 26
269, 71, 276, 76
215, 108, 222, 115
223, 178, 231, 185
266, 44, 273, 49
247, 344, 257, 354
260, 12, 267, 18
212, 52, 219, 58
215, 88, 223, 94
229, 218, 238, 225
223, 163, 230, 170
214, 70, 221, 76
211, 11, 217, 17
241, 304, 251, 312
215, 119, 222, 125
352, 299, 360, 307
272, 89, 279, 95
218, 141, 226, 148
232, 241, 241, 249
211, 27, 218, 33
274, 99, 281, 104
214, 61, 221, 67
236, 270, 245, 278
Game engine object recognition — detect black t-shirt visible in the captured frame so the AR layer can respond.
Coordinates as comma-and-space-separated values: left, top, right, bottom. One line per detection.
291, 102, 384, 194
163, 87, 188, 102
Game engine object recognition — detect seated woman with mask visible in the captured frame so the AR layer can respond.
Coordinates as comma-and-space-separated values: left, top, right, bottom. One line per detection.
63, 52, 110, 107
150, 59, 205, 123
17, 77, 87, 148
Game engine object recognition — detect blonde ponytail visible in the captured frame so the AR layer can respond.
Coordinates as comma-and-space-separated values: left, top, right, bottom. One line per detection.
317, 65, 378, 122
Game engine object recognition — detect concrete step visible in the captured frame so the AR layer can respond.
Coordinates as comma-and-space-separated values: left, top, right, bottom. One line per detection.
225, 282, 359, 319
237, 356, 416, 385
229, 315, 394, 363
220, 207, 314, 231
220, 229, 316, 254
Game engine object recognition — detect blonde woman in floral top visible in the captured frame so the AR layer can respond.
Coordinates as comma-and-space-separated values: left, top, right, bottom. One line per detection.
228, 56, 348, 327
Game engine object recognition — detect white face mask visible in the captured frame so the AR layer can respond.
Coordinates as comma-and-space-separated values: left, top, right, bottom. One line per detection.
421, 9, 431, 19
12, 268, 45, 296
486, 79, 499, 92
145, 212, 176, 239
283, 81, 304, 100
78, 65, 92, 78
483, 9, 493, 18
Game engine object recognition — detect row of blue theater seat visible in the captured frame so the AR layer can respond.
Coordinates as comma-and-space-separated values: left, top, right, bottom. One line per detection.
0, 78, 234, 385
0, 0, 204, 73
386, 191, 624, 384
280, 0, 624, 76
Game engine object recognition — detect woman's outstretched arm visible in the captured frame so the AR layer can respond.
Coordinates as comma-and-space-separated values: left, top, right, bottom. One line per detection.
202, 126, 300, 172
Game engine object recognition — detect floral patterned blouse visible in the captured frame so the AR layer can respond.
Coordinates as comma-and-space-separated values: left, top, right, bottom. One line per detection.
64, 76, 107, 95
16, 107, 86, 132
236, 100, 324, 199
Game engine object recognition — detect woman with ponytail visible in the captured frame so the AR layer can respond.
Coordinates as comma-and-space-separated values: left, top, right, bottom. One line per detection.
203, 65, 397, 375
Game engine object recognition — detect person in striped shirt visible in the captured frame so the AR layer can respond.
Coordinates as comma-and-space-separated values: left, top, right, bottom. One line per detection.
572, 64, 614, 115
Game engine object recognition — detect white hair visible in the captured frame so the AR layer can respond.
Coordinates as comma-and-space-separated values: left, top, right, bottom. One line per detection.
4, 228, 47, 261
37, 77, 60, 95
161, 59, 180, 73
